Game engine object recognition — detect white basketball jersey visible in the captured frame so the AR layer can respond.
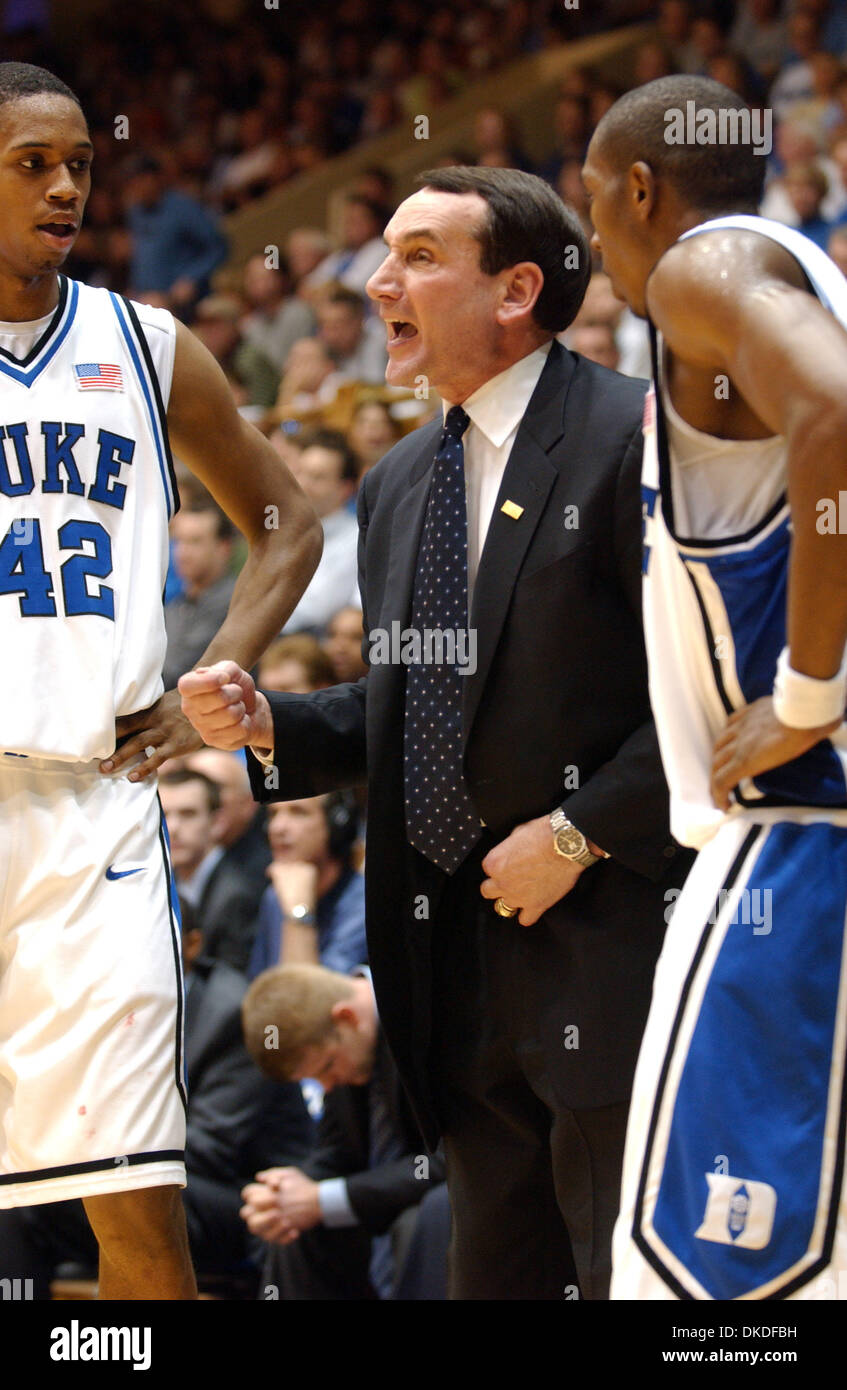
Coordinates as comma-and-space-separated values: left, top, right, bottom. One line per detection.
642, 216, 847, 849
0, 276, 178, 761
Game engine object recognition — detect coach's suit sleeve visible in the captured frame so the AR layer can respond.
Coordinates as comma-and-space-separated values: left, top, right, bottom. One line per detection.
560, 420, 681, 883
245, 481, 371, 803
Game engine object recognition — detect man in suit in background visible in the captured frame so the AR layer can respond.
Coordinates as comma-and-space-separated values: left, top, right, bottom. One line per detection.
241, 964, 447, 1300
179, 167, 692, 1299
160, 767, 259, 971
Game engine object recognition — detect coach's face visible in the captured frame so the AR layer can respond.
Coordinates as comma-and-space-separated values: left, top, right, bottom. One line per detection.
367, 187, 512, 403
0, 94, 91, 280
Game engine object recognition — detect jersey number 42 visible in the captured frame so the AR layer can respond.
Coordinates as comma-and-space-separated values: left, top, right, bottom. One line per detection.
0, 518, 113, 618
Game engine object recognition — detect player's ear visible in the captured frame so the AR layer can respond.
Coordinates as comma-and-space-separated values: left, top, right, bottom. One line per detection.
629, 161, 656, 218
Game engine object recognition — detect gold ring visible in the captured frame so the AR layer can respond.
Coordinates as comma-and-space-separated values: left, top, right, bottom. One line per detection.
494, 898, 519, 918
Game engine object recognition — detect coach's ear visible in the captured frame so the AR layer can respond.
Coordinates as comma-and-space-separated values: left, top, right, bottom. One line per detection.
629, 161, 656, 219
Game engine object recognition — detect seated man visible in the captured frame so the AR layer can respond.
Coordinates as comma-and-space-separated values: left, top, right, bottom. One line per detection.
160, 767, 258, 971
247, 791, 366, 979
0, 904, 314, 1297
241, 964, 447, 1300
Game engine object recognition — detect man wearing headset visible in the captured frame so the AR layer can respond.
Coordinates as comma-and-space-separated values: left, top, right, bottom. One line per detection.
247, 791, 366, 979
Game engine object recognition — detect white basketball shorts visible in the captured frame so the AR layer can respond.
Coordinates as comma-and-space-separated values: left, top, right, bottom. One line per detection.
612, 816, 847, 1300
0, 753, 187, 1207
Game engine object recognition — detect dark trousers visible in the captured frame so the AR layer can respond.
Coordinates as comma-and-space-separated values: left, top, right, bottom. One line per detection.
428, 842, 632, 1301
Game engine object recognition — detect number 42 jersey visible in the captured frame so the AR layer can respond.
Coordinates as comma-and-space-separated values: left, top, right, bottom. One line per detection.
0, 277, 178, 762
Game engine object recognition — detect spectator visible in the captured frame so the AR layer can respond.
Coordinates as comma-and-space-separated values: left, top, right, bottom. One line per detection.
186, 749, 272, 917
769, 10, 822, 122
0, 902, 315, 1297
538, 96, 592, 184
124, 155, 227, 314
274, 336, 347, 414
784, 158, 833, 248
282, 430, 360, 635
826, 222, 847, 273
471, 106, 532, 171
163, 502, 238, 691
192, 293, 279, 410
316, 284, 388, 384
241, 964, 447, 1300
348, 398, 403, 479
240, 253, 316, 375
656, 0, 701, 75
324, 605, 369, 684
247, 793, 366, 979
305, 194, 388, 297
257, 634, 336, 693
286, 227, 333, 297
730, 0, 789, 84
160, 769, 260, 972
217, 108, 287, 210
568, 321, 620, 370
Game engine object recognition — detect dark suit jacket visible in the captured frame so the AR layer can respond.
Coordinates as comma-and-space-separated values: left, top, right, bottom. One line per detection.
185, 956, 313, 1189
305, 1029, 446, 1236
197, 856, 261, 972
247, 344, 692, 1145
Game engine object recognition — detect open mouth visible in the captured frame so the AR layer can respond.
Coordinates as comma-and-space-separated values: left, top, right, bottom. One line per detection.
387, 320, 418, 344
37, 222, 77, 245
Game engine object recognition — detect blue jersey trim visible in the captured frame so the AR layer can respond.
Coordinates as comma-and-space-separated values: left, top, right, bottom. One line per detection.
108, 292, 176, 519
0, 278, 79, 388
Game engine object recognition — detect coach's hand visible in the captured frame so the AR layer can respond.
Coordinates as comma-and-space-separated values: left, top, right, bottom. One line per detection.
100, 689, 203, 781
480, 815, 588, 927
710, 696, 842, 810
178, 660, 275, 753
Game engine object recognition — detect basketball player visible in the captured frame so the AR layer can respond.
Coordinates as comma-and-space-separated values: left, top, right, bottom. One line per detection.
0, 64, 321, 1299
582, 75, 847, 1300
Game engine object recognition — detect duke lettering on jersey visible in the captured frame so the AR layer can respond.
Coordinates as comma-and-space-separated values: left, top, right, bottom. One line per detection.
0, 421, 135, 508
0, 277, 178, 762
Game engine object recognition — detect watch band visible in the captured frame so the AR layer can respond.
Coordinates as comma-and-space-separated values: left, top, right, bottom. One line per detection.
550, 809, 603, 867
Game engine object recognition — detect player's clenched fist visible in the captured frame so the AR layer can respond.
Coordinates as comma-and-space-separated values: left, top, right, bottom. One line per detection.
178, 660, 274, 752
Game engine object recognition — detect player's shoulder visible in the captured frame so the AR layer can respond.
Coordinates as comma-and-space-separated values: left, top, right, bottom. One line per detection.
652, 220, 809, 301
66, 277, 177, 343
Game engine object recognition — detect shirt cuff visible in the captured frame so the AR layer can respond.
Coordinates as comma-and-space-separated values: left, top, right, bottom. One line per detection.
318, 1178, 358, 1227
250, 744, 276, 767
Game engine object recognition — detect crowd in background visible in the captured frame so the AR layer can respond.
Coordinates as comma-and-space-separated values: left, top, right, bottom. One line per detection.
9, 0, 847, 1298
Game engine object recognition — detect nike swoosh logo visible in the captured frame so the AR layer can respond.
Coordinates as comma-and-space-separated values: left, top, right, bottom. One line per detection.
105, 865, 143, 881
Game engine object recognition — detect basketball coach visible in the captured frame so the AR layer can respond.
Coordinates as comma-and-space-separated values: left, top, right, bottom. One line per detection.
180, 168, 693, 1300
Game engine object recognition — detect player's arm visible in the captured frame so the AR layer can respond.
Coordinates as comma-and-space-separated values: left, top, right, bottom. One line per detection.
102, 321, 322, 780
647, 234, 847, 805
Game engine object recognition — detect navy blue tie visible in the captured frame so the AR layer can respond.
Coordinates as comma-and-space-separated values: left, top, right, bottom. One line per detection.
403, 405, 481, 874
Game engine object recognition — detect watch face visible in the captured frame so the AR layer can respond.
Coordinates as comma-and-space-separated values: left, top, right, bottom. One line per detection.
555, 826, 586, 857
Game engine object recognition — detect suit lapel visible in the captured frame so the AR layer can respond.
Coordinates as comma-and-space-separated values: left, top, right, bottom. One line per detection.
462, 343, 576, 743
371, 420, 441, 706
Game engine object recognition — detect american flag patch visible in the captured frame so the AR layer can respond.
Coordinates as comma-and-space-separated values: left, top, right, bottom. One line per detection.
74, 362, 123, 390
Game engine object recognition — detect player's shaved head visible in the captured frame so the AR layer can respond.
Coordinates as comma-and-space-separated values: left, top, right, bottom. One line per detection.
592, 76, 766, 215
0, 62, 81, 114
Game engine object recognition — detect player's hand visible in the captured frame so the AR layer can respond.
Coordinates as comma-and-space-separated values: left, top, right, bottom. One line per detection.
177, 661, 274, 752
480, 814, 589, 927
710, 696, 842, 810
100, 689, 203, 781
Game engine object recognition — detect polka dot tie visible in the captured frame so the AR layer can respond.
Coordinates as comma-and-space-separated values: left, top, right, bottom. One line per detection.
403, 405, 482, 874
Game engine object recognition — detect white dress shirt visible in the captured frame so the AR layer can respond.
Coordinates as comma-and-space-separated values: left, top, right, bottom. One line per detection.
446, 340, 551, 608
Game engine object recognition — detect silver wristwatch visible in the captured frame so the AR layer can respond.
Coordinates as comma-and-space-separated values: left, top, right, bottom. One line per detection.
550, 809, 602, 867
289, 903, 317, 926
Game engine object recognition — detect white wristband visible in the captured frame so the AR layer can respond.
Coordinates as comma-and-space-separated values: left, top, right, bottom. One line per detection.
772, 646, 847, 729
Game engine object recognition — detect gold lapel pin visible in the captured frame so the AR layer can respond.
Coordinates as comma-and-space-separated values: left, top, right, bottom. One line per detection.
500, 499, 524, 520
